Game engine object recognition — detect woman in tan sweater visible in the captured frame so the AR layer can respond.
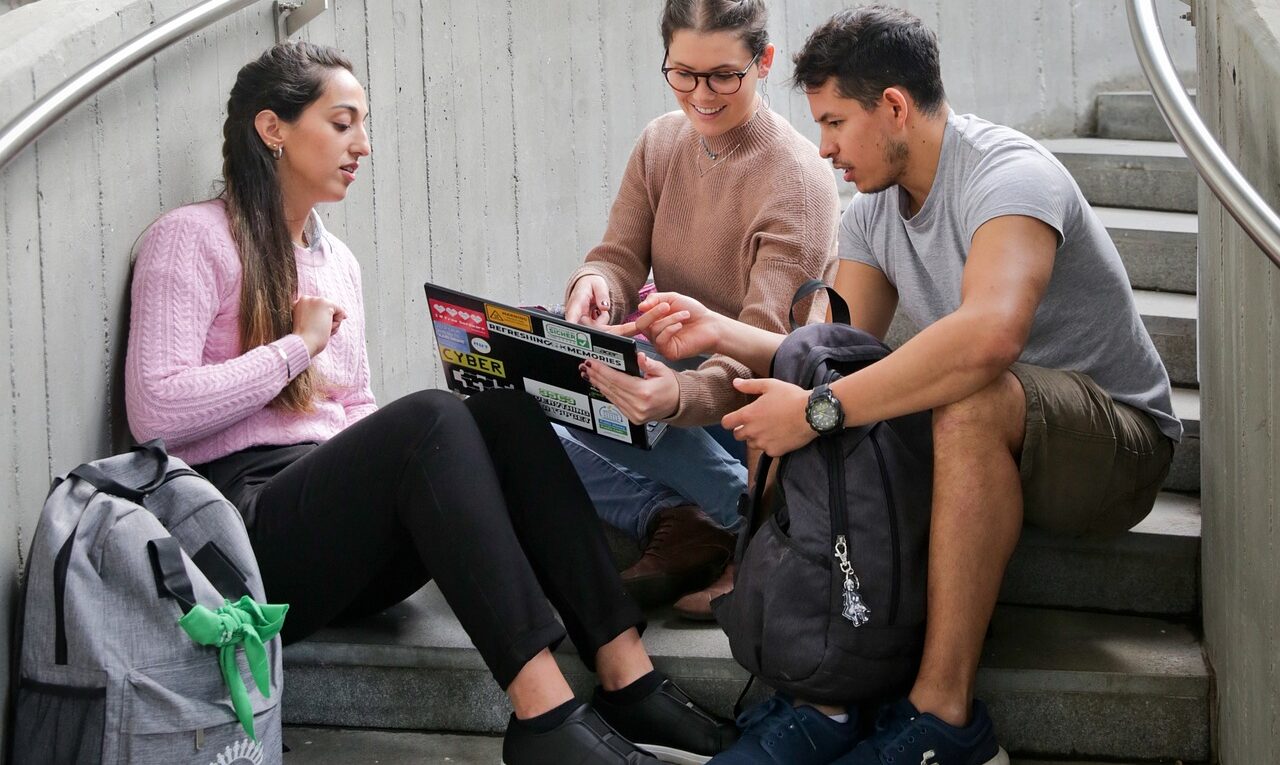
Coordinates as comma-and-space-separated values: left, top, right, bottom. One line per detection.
558, 0, 839, 616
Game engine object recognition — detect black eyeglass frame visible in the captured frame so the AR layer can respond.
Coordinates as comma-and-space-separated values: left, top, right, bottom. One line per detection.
660, 50, 762, 95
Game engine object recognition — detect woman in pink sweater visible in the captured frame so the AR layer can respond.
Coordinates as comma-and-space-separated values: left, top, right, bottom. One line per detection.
124, 42, 734, 765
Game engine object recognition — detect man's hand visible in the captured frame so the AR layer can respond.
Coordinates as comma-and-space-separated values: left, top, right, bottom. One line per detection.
565, 274, 612, 327
581, 352, 680, 424
633, 291, 723, 360
721, 378, 817, 457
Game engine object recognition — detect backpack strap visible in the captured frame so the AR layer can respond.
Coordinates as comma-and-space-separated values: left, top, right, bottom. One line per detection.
788, 279, 851, 331
147, 537, 197, 614
69, 439, 170, 503
733, 452, 775, 563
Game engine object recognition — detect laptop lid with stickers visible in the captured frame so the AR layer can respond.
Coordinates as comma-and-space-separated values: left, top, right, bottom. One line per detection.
424, 282, 668, 449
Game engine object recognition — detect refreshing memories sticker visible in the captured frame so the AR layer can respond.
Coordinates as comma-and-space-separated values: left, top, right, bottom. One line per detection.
523, 378, 593, 428
591, 399, 632, 444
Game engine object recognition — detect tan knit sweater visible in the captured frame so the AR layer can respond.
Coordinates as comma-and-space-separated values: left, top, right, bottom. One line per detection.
566, 108, 839, 427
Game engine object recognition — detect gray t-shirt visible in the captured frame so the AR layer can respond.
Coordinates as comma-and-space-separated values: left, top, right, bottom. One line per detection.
839, 111, 1181, 442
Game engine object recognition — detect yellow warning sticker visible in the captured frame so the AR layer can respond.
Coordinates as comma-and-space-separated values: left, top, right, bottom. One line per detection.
485, 304, 533, 332
441, 347, 507, 378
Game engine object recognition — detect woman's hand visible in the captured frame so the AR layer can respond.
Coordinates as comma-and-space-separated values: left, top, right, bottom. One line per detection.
633, 291, 723, 360
581, 352, 680, 424
565, 275, 612, 327
721, 377, 816, 457
293, 295, 347, 357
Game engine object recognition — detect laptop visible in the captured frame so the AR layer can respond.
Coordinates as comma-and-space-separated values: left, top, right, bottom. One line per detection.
424, 282, 670, 449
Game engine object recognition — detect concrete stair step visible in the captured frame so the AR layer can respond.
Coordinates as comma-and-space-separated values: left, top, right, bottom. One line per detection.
1097, 90, 1195, 142
1094, 206, 1198, 294
1001, 491, 1200, 615
283, 590, 1209, 761
1134, 288, 1198, 387
1168, 387, 1200, 493
1041, 138, 1196, 213
281, 728, 1201, 764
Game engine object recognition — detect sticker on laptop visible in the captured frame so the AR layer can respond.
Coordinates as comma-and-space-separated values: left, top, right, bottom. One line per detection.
591, 399, 633, 444
441, 347, 506, 378
523, 378, 593, 428
433, 322, 470, 354
485, 304, 534, 333
451, 367, 516, 395
543, 322, 593, 352
470, 337, 491, 354
488, 321, 626, 369
430, 298, 489, 338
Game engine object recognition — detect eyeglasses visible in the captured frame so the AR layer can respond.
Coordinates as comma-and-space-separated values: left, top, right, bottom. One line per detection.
661, 51, 760, 95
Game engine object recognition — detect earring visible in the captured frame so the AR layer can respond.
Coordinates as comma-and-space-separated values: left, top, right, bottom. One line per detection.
760, 77, 772, 111
271, 144, 283, 160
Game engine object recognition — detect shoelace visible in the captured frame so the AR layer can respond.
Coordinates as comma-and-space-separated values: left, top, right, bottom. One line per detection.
734, 695, 819, 751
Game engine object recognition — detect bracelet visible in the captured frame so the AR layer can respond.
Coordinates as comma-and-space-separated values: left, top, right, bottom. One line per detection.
271, 342, 292, 379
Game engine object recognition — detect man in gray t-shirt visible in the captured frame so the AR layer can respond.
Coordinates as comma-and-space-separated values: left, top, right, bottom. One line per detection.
628, 7, 1179, 765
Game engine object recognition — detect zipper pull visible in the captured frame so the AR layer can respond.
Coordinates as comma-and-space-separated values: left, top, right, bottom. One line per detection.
834, 535, 871, 627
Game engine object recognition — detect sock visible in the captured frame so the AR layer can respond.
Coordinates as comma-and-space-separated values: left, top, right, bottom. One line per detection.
597, 669, 666, 706
511, 697, 583, 734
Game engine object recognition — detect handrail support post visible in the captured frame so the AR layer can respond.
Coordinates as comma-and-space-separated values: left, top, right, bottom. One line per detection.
275, 0, 329, 42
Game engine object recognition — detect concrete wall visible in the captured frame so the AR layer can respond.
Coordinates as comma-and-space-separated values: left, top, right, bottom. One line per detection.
1196, 0, 1280, 759
0, 0, 1195, 754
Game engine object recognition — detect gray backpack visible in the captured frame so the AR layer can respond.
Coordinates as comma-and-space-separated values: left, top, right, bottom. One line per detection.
11, 440, 285, 764
713, 283, 933, 705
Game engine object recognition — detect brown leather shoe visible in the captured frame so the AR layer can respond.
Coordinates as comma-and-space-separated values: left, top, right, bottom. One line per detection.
673, 563, 735, 621
620, 505, 733, 608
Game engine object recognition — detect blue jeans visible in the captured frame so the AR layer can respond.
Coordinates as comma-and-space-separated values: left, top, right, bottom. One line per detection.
555, 423, 748, 541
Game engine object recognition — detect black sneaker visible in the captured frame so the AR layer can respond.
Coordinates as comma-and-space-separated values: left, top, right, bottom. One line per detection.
502, 703, 662, 765
593, 678, 739, 764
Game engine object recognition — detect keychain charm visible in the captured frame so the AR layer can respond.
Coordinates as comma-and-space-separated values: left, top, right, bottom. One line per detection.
834, 535, 871, 627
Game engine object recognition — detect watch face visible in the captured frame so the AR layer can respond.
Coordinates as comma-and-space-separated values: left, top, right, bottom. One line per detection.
809, 399, 840, 431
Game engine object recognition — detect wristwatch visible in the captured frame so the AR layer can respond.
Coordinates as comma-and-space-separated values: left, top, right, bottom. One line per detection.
805, 383, 845, 435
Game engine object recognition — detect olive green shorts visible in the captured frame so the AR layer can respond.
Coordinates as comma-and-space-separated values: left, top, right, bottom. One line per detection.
1010, 363, 1175, 536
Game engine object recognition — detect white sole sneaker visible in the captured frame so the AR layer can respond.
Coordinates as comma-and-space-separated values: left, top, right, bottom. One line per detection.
635, 744, 711, 765
984, 747, 1011, 765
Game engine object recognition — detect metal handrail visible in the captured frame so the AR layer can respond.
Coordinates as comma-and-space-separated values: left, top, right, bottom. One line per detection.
0, 0, 259, 173
1128, 0, 1280, 268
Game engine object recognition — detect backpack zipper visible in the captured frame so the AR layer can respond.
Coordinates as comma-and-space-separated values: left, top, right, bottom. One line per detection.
869, 431, 902, 625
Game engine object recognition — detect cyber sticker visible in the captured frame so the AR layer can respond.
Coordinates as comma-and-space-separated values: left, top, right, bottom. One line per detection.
441, 347, 506, 378
433, 321, 470, 354
485, 304, 534, 332
591, 399, 632, 444
523, 378, 593, 428
429, 298, 489, 338
470, 337, 492, 354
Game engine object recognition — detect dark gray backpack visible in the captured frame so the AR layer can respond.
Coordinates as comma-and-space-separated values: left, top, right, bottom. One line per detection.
713, 283, 933, 705
11, 440, 285, 764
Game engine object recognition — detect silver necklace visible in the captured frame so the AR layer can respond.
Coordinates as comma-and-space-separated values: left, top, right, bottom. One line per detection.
697, 135, 745, 176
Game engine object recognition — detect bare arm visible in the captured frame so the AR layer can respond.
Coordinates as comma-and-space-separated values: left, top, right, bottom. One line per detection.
832, 260, 898, 340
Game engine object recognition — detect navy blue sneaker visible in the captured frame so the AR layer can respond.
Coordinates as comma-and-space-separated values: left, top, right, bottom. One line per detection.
829, 699, 1008, 765
706, 693, 858, 764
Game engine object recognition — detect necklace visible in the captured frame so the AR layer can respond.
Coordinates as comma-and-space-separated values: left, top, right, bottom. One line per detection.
697, 135, 745, 176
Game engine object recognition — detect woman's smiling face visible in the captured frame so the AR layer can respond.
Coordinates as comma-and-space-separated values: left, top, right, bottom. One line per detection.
664, 29, 774, 138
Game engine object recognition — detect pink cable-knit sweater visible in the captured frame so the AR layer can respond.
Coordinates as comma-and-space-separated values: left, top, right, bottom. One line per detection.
125, 199, 377, 465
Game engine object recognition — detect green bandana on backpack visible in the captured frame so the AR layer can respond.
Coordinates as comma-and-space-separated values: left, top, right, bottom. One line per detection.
179, 596, 289, 740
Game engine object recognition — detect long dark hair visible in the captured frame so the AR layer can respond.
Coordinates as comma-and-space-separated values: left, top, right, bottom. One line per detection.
221, 41, 354, 412
660, 0, 769, 57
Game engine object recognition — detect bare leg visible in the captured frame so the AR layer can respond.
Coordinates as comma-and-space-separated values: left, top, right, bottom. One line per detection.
909, 372, 1026, 727
507, 649, 576, 720
595, 628, 656, 691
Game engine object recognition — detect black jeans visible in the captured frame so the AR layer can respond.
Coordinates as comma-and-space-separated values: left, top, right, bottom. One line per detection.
195, 389, 644, 689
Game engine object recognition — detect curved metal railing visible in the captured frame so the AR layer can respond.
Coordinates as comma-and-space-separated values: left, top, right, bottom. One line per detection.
1128, 0, 1280, 268
0, 0, 259, 173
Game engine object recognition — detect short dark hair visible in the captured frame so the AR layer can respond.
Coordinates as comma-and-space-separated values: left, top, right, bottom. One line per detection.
660, 0, 770, 58
792, 6, 946, 116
